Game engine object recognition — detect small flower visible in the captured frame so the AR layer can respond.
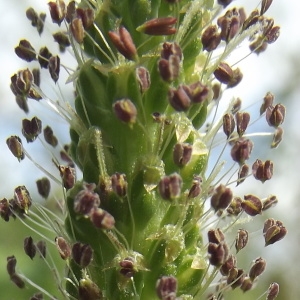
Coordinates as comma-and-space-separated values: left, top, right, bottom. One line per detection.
137, 17, 177, 35
201, 25, 221, 52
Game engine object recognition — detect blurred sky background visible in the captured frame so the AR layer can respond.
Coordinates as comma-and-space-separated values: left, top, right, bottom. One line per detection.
0, 0, 299, 299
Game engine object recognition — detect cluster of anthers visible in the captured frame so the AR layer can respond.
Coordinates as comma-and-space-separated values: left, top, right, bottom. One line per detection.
1, 0, 287, 299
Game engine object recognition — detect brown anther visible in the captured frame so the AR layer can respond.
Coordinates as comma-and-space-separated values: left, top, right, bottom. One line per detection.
210, 184, 233, 212
227, 197, 243, 216
11, 274, 25, 289
119, 257, 136, 278
38, 47, 52, 69
156, 276, 177, 300
7, 255, 17, 277
232, 97, 242, 114
113, 99, 137, 124
76, 8, 94, 29
271, 127, 284, 148
249, 257, 266, 281
111, 173, 128, 197
66, 1, 76, 23
158, 173, 182, 200
266, 104, 285, 127
30, 293, 44, 300
243, 9, 260, 31
212, 83, 221, 100
136, 67, 150, 93
55, 236, 71, 260
15, 40, 36, 62
137, 17, 177, 35
26, 8, 45, 35
173, 143, 192, 167
235, 229, 248, 253
11, 69, 33, 96
14, 185, 32, 214
240, 276, 253, 292
43, 126, 58, 147
208, 242, 229, 266
36, 240, 47, 258
161, 42, 182, 61
74, 183, 100, 216
48, 1, 66, 25
158, 56, 181, 82
230, 138, 253, 165
188, 176, 202, 199
262, 195, 278, 211
189, 81, 210, 103
78, 278, 102, 300
220, 254, 237, 276
227, 268, 245, 289
227, 67, 243, 88
223, 113, 235, 138
108, 26, 137, 61
53, 32, 71, 52
266, 282, 280, 300
261, 0, 273, 15
265, 25, 280, 44
71, 18, 85, 43
89, 208, 115, 229
250, 38, 268, 54
208, 228, 225, 244
0, 198, 12, 222
201, 25, 221, 51
260, 92, 274, 115
236, 112, 250, 137
168, 85, 191, 111
214, 62, 233, 84
252, 159, 273, 183
36, 177, 51, 199
24, 236, 36, 260
242, 194, 262, 216
48, 55, 60, 83
6, 136, 25, 161
72, 242, 94, 268
263, 219, 287, 246
237, 164, 249, 186
22, 117, 42, 143
58, 165, 76, 190
217, 0, 233, 7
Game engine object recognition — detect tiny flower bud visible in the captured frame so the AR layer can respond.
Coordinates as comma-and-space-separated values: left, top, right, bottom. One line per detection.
72, 242, 93, 268
53, 32, 71, 52
15, 40, 36, 62
24, 236, 36, 260
108, 26, 137, 60
78, 277, 102, 300
55, 236, 71, 260
201, 25, 221, 51
220, 254, 237, 276
235, 229, 249, 253
156, 276, 177, 300
263, 219, 287, 246
208, 228, 225, 244
14, 185, 32, 214
223, 113, 235, 138
137, 17, 177, 35
90, 208, 115, 229
59, 165, 76, 190
230, 138, 253, 165
271, 127, 284, 148
7, 255, 17, 277
48, 1, 66, 25
252, 159, 273, 183
74, 183, 100, 215
168, 86, 191, 111
119, 257, 136, 278
136, 67, 150, 93
242, 194, 262, 216
210, 184, 233, 212
240, 276, 253, 292
6, 136, 25, 161
249, 257, 266, 281
36, 240, 46, 258
43, 126, 58, 147
111, 173, 128, 197
260, 92, 274, 115
71, 18, 85, 43
173, 143, 192, 167
158, 173, 182, 200
48, 55, 60, 83
227, 268, 245, 289
38, 47, 52, 69
22, 117, 42, 142
236, 112, 250, 137
227, 197, 243, 216
113, 99, 137, 124
262, 195, 278, 211
237, 164, 249, 186
266, 104, 286, 127
267, 282, 280, 300
36, 177, 51, 199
